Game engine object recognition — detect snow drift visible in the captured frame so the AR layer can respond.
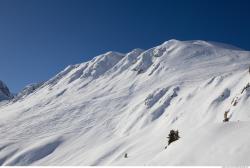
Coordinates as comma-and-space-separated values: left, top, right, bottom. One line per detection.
0, 40, 250, 165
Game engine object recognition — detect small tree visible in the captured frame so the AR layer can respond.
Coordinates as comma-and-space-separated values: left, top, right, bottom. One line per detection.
167, 130, 180, 145
223, 111, 229, 122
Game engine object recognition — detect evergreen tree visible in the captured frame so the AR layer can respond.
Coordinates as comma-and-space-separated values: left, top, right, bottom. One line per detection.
167, 130, 180, 145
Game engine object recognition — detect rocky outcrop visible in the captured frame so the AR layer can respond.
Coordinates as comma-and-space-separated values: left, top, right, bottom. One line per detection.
0, 80, 13, 101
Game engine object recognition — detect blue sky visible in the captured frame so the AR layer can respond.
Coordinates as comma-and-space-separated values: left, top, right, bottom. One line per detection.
0, 0, 250, 92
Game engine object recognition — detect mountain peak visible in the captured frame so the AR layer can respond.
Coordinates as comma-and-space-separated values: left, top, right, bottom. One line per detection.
103, 51, 124, 57
0, 80, 13, 101
1, 40, 250, 165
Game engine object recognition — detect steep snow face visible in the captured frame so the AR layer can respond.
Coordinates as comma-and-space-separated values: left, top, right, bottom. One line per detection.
66, 51, 125, 83
110, 48, 144, 75
0, 80, 13, 101
1, 40, 250, 166
42, 51, 125, 88
14, 82, 44, 101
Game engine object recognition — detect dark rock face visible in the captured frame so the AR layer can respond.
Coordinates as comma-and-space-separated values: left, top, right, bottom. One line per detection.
0, 80, 13, 101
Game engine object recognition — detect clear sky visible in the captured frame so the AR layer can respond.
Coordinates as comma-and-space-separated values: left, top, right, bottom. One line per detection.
0, 0, 250, 93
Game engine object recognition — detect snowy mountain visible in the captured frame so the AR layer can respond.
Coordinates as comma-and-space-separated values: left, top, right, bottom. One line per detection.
0, 39, 250, 166
0, 80, 13, 101
13, 82, 44, 101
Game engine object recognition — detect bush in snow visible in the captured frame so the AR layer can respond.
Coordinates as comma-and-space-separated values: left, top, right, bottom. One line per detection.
223, 111, 229, 122
167, 130, 180, 145
231, 97, 239, 106
241, 83, 250, 94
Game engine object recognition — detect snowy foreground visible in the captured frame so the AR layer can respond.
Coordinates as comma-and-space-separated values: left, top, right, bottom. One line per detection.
1, 40, 250, 166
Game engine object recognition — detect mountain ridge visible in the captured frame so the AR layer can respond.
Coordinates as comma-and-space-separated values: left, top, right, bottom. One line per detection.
0, 39, 250, 165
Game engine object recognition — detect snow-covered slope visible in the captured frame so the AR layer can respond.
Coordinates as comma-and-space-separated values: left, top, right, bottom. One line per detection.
0, 40, 250, 166
13, 82, 44, 101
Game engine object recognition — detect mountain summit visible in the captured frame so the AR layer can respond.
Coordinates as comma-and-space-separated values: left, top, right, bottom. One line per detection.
1, 40, 250, 166
0, 80, 13, 101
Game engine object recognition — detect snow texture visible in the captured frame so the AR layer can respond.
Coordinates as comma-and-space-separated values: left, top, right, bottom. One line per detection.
0, 40, 250, 165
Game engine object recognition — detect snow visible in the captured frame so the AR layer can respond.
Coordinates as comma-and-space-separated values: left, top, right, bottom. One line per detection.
13, 82, 44, 101
150, 122, 250, 166
0, 40, 250, 165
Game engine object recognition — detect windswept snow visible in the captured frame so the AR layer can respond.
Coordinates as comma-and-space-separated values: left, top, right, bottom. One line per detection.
13, 82, 44, 101
0, 40, 250, 165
